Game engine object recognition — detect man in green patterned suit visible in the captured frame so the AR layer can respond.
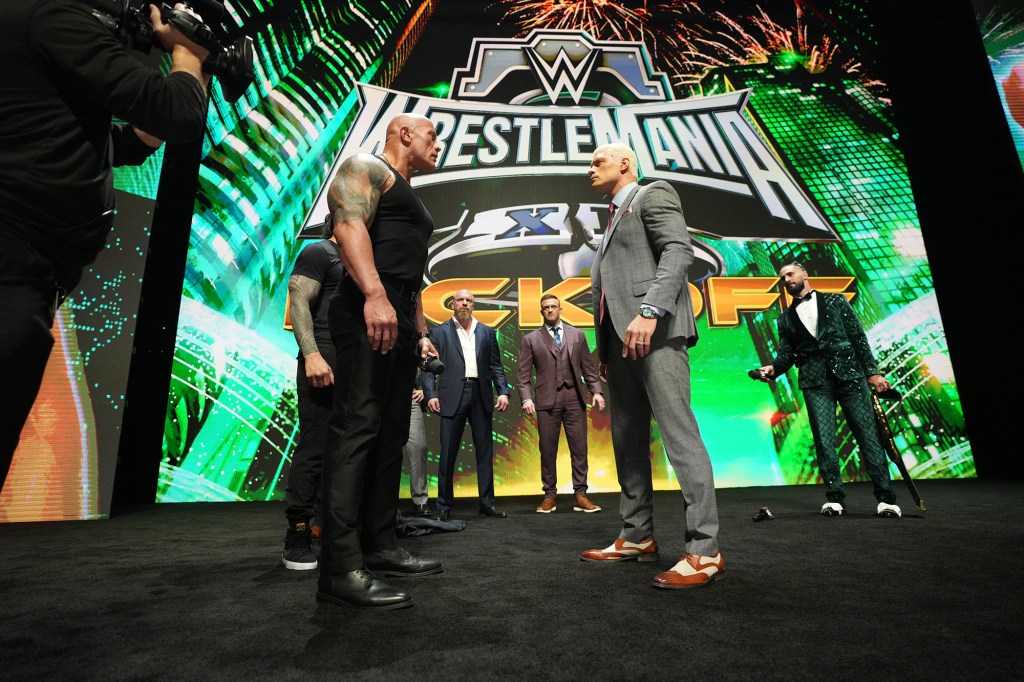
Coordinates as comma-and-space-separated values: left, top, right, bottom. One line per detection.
758, 262, 902, 518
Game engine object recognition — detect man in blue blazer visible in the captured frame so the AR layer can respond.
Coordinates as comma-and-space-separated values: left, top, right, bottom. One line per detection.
423, 289, 511, 519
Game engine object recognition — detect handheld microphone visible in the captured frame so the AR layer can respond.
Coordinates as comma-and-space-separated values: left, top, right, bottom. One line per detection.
418, 355, 445, 375
748, 369, 766, 380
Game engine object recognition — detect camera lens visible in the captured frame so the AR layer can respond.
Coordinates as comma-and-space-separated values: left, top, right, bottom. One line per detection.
205, 36, 255, 103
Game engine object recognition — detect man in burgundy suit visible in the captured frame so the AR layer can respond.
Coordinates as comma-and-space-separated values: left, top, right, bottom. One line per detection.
517, 294, 606, 514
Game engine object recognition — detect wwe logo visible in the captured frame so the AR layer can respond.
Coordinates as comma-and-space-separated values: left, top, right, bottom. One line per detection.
522, 46, 601, 105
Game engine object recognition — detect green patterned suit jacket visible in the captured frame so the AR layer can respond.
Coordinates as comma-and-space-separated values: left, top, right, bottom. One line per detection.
771, 292, 879, 390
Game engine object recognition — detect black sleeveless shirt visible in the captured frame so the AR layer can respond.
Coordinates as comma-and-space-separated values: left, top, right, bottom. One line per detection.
370, 157, 434, 292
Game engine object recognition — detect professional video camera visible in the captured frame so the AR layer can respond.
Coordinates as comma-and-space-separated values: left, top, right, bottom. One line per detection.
86, 0, 254, 102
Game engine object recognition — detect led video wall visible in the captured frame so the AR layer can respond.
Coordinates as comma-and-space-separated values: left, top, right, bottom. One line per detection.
158, 0, 974, 505
0, 159, 165, 522
972, 0, 1024, 173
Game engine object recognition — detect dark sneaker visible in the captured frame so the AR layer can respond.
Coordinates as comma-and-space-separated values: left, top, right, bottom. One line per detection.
282, 522, 318, 570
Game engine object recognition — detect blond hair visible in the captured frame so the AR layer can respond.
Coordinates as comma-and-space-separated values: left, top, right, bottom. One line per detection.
594, 143, 640, 179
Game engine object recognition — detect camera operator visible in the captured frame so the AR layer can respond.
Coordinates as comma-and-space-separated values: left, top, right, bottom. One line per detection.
0, 0, 211, 490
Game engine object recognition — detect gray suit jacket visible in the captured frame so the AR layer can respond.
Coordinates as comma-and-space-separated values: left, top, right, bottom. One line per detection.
591, 180, 699, 362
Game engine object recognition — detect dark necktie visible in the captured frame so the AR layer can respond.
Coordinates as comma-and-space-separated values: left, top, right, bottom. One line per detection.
552, 326, 562, 347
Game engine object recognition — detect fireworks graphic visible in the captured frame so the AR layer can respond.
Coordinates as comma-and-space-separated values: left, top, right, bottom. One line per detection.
496, 0, 701, 38
495, 0, 707, 79
494, 0, 883, 95
689, 7, 835, 73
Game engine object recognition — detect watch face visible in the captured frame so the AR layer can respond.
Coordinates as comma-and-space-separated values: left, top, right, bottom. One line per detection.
640, 306, 656, 319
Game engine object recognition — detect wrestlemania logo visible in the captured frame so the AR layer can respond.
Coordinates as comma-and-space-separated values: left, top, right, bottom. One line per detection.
302, 30, 850, 329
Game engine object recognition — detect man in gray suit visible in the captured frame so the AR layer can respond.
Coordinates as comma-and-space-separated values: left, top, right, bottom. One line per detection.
579, 142, 724, 589
402, 370, 431, 517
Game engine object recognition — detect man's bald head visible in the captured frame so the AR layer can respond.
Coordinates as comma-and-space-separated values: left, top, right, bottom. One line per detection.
382, 113, 440, 176
451, 288, 475, 322
385, 113, 433, 140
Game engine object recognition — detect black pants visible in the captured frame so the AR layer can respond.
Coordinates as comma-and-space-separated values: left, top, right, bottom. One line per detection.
0, 238, 61, 492
320, 280, 418, 574
436, 381, 496, 511
283, 344, 336, 525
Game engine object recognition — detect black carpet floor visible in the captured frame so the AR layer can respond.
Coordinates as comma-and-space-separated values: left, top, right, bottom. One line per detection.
2, 479, 1022, 681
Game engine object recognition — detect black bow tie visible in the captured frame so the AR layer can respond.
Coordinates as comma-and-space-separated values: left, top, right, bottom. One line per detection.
793, 292, 814, 305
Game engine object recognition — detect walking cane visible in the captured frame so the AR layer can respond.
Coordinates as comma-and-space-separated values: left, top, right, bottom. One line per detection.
872, 388, 926, 512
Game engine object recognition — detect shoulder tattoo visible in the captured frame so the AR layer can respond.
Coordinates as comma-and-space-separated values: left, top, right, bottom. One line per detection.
326, 154, 392, 227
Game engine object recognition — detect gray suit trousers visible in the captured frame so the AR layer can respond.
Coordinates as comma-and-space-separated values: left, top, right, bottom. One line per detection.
403, 401, 428, 505
605, 331, 719, 556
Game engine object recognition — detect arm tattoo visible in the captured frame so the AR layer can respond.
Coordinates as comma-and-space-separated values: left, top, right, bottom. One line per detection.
326, 154, 391, 228
288, 274, 323, 357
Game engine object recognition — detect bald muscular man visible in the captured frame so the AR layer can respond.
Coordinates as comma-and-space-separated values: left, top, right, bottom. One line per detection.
317, 114, 443, 610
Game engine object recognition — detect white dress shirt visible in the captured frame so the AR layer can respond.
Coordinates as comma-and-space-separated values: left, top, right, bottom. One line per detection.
453, 316, 479, 378
795, 291, 818, 337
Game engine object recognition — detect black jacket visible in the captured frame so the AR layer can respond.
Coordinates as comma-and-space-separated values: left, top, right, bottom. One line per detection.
0, 0, 207, 285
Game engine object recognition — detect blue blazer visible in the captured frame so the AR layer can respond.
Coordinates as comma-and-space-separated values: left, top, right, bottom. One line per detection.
421, 318, 510, 418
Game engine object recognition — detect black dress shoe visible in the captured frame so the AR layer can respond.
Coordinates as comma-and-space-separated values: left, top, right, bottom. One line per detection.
316, 568, 412, 610
437, 509, 451, 522
479, 506, 507, 518
413, 503, 431, 517
365, 547, 443, 577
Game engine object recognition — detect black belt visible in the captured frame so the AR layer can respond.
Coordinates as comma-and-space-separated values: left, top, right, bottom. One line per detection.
465, 377, 478, 382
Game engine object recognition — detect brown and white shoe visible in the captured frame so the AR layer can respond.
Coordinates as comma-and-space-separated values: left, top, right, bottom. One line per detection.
652, 552, 725, 589
573, 494, 601, 513
580, 537, 658, 562
536, 497, 557, 513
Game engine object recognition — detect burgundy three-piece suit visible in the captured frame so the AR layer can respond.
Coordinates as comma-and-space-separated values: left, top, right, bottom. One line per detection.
516, 322, 602, 497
